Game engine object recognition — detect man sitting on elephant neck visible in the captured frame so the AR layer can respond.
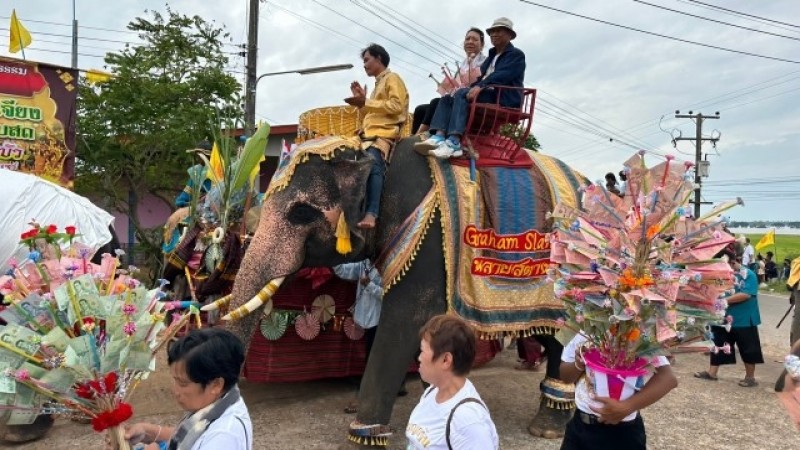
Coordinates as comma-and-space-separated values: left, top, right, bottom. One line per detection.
344, 43, 409, 229
415, 17, 526, 159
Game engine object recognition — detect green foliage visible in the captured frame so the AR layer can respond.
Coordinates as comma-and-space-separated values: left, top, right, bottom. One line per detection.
76, 7, 242, 275
499, 123, 540, 151
744, 233, 800, 263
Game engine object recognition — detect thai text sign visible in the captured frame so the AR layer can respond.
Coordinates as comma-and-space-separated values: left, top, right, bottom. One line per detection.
463, 225, 550, 279
0, 58, 78, 187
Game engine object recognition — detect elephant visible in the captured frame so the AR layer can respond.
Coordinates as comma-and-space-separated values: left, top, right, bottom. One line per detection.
222, 136, 584, 446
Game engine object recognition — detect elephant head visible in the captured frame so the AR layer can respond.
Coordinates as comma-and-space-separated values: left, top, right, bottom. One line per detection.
222, 147, 373, 345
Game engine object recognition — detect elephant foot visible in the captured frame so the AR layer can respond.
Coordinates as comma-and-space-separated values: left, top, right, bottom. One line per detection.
0, 414, 54, 444
346, 421, 393, 447
529, 378, 575, 439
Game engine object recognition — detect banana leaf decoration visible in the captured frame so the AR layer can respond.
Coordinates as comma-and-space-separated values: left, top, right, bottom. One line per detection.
231, 124, 270, 193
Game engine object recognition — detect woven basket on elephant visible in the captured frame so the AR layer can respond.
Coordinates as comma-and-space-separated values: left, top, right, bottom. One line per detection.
297, 105, 413, 143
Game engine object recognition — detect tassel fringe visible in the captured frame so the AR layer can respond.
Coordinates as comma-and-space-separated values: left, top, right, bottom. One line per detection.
335, 211, 352, 255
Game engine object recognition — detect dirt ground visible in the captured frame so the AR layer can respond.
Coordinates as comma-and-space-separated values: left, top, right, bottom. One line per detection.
8, 294, 800, 449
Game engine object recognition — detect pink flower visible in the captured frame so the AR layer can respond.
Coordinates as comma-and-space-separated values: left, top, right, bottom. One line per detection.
14, 369, 30, 382
122, 304, 137, 315
123, 322, 137, 336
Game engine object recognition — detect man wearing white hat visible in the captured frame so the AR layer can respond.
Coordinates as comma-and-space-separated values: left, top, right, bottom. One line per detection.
417, 17, 526, 159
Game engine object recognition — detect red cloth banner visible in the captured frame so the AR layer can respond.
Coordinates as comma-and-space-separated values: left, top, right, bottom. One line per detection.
0, 57, 77, 187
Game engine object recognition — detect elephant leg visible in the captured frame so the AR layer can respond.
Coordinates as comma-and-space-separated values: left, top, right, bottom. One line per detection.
347, 217, 446, 447
528, 333, 574, 439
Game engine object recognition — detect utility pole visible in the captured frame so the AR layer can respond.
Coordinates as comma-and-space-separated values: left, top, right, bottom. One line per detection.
71, 0, 78, 68
244, 0, 260, 137
674, 111, 720, 218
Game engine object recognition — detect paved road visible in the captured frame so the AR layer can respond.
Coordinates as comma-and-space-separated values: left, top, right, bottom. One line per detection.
756, 291, 793, 354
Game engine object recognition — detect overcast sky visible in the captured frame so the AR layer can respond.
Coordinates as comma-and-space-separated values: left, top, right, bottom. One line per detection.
4, 0, 799, 222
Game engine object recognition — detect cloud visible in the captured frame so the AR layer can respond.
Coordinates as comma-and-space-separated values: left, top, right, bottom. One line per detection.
7, 0, 800, 220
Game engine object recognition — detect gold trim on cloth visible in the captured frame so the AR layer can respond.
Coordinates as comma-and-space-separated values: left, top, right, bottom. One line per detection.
265, 135, 361, 198
529, 151, 582, 208
380, 187, 440, 293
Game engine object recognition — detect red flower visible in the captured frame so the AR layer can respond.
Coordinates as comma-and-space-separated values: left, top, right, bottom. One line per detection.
74, 383, 94, 399
65, 225, 77, 236
104, 371, 118, 393
90, 402, 133, 432
46, 224, 57, 234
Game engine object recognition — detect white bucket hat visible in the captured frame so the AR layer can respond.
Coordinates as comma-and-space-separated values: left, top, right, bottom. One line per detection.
486, 17, 517, 40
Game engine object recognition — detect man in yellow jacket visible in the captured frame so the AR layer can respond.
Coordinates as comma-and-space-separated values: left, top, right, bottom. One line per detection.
345, 43, 409, 229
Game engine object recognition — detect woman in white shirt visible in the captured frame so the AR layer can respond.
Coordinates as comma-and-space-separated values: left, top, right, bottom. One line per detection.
122, 328, 252, 450
412, 28, 488, 134
406, 315, 499, 450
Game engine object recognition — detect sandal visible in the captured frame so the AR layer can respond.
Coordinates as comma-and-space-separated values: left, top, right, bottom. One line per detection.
693, 371, 718, 381
738, 377, 758, 387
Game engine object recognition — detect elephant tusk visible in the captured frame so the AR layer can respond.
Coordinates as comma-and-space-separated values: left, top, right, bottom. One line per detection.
201, 294, 232, 312
222, 276, 286, 321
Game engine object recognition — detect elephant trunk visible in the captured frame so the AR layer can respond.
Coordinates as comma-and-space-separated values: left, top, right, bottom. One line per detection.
224, 203, 306, 350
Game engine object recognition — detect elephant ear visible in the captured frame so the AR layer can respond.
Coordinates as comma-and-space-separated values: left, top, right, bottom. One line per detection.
332, 149, 372, 226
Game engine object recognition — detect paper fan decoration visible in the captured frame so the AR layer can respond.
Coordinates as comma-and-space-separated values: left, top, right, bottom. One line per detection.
312, 294, 336, 323
343, 316, 365, 341
295, 312, 321, 340
260, 311, 288, 341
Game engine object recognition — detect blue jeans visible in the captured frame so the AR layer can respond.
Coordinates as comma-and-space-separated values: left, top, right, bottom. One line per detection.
429, 88, 497, 137
364, 146, 385, 217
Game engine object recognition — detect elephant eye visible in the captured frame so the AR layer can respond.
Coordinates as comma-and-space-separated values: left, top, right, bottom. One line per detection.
286, 202, 323, 225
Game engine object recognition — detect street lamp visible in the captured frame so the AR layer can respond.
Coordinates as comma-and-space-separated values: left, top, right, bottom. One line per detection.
244, 63, 353, 135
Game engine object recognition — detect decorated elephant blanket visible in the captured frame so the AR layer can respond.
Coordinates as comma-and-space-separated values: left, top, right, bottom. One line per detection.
266, 135, 362, 197
382, 151, 587, 338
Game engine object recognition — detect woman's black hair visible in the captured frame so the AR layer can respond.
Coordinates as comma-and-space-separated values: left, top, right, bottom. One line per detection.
361, 43, 390, 67
467, 27, 485, 46
167, 328, 245, 392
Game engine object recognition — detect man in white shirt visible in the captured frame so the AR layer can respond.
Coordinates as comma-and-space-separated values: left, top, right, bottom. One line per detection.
742, 237, 755, 271
558, 334, 677, 450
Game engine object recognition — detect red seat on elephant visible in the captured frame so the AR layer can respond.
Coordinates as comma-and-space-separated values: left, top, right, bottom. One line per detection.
451, 86, 537, 169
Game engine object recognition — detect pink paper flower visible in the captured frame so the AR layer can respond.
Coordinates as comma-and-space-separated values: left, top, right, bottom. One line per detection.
123, 322, 137, 336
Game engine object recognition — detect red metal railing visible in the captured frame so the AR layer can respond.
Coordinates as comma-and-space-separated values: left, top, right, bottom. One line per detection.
463, 86, 537, 163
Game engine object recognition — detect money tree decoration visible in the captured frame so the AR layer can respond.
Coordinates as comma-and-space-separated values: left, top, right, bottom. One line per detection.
549, 151, 742, 395
0, 225, 198, 450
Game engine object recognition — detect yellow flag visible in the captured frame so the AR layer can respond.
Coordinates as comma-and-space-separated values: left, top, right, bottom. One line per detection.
85, 69, 114, 84
755, 229, 775, 252
9, 10, 32, 54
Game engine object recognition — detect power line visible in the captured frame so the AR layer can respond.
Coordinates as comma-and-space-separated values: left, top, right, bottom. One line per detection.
675, 0, 800, 35
517, 0, 800, 64
306, 0, 441, 66
349, 0, 462, 63
684, 0, 800, 29
366, 0, 465, 56
633, 0, 800, 42
262, 1, 431, 79
0, 14, 243, 48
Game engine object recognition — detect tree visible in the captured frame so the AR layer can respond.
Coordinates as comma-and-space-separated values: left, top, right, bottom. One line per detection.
77, 8, 242, 275
499, 123, 540, 151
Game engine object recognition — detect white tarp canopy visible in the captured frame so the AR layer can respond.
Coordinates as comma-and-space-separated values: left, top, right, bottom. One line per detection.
0, 169, 115, 266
